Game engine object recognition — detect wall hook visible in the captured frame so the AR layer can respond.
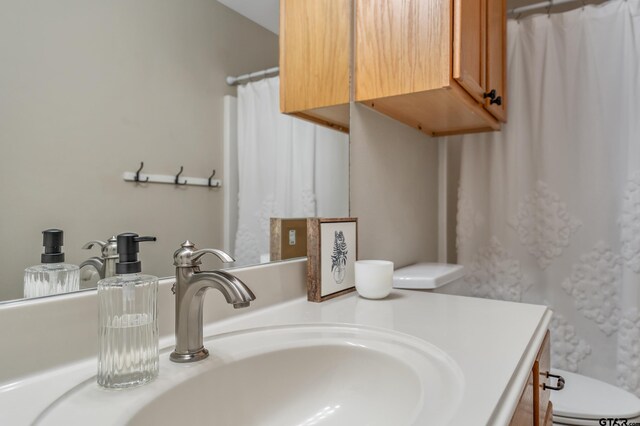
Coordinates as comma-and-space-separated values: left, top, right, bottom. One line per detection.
208, 169, 220, 188
175, 166, 187, 185
134, 162, 149, 183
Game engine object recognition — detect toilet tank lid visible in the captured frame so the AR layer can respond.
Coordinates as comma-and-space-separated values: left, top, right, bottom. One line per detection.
392, 263, 465, 289
551, 369, 640, 420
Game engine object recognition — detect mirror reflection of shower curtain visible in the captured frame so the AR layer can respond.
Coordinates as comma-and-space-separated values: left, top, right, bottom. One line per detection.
233, 76, 349, 265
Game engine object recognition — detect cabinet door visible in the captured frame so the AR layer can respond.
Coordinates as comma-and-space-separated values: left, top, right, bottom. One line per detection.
453, 0, 486, 103
279, 0, 351, 114
355, 0, 451, 101
535, 332, 551, 426
485, 0, 507, 121
543, 402, 554, 426
510, 370, 535, 426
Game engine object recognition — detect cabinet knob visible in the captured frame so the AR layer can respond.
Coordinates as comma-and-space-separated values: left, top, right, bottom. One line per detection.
490, 96, 502, 106
483, 89, 496, 100
543, 372, 565, 391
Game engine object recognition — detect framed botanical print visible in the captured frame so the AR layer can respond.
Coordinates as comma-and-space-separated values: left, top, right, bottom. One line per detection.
307, 217, 358, 302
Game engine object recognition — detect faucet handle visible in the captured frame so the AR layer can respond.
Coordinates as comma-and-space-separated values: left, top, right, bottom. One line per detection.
173, 241, 235, 267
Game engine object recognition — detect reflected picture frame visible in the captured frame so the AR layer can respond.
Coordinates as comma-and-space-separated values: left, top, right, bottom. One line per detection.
306, 217, 358, 302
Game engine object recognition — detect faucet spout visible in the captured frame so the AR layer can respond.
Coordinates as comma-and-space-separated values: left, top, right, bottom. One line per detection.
170, 244, 255, 363
193, 270, 256, 306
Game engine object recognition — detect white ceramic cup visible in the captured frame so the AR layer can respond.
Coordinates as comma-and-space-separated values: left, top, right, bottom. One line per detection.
355, 260, 394, 299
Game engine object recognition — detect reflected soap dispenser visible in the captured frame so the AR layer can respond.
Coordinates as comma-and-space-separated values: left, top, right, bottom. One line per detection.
97, 233, 158, 389
24, 229, 80, 298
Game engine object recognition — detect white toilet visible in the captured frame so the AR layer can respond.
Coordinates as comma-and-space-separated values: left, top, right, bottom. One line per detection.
392, 263, 640, 426
551, 369, 640, 425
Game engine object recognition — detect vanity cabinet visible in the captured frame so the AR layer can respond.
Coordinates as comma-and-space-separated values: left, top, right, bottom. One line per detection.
535, 332, 553, 426
511, 371, 536, 425
510, 331, 553, 426
279, 0, 351, 133
354, 0, 507, 136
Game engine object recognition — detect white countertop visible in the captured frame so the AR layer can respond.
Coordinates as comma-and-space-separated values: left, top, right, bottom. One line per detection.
0, 289, 551, 426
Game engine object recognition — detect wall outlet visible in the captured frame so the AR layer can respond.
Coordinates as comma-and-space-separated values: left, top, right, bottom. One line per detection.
289, 229, 296, 245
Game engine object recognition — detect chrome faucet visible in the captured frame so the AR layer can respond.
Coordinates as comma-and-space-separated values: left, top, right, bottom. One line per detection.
170, 241, 255, 363
79, 237, 118, 280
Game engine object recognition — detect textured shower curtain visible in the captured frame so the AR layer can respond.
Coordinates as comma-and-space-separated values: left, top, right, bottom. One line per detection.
446, 0, 640, 394
234, 76, 349, 265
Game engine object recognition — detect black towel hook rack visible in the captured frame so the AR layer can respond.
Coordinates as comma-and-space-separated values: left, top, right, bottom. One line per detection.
124, 163, 221, 187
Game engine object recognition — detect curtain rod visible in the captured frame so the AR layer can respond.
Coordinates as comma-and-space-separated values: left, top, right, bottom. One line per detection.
508, 0, 599, 15
226, 66, 279, 86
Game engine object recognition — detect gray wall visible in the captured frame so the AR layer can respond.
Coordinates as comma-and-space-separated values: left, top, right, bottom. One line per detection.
0, 0, 278, 300
350, 103, 439, 268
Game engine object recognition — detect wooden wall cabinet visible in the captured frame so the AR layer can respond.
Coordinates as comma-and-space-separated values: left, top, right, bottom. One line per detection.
355, 0, 507, 136
279, 0, 351, 133
510, 331, 554, 426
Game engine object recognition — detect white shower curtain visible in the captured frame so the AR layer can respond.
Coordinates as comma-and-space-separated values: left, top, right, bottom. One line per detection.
445, 0, 640, 394
234, 76, 349, 265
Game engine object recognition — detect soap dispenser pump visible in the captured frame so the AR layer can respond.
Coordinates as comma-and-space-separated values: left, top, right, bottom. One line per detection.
24, 229, 80, 298
97, 233, 158, 389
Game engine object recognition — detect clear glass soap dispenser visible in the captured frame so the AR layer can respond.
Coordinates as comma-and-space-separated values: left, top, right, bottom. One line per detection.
97, 233, 158, 389
24, 229, 80, 298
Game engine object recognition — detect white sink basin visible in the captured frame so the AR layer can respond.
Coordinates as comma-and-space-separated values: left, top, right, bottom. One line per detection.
35, 324, 464, 426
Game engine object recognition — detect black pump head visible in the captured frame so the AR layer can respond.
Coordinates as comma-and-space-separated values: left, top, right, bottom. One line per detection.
115, 233, 157, 274
41, 229, 65, 264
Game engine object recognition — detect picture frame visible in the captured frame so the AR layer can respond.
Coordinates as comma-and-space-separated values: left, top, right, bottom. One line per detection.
306, 217, 358, 302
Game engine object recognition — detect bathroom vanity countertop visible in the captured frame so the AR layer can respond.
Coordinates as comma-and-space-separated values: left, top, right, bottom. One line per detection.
0, 290, 550, 425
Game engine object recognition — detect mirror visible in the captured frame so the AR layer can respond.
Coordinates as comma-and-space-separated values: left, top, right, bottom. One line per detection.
0, 1, 349, 303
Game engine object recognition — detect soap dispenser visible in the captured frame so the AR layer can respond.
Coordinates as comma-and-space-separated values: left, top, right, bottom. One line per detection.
97, 233, 158, 389
24, 229, 80, 298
